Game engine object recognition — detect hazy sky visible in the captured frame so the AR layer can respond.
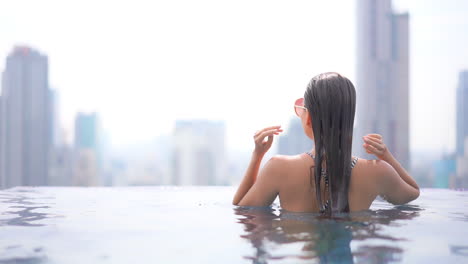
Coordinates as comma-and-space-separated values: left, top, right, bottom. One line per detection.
1, 0, 467, 154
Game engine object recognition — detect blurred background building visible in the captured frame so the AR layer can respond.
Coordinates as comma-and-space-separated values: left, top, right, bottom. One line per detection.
456, 71, 468, 187
354, 0, 410, 170
456, 138, 468, 188
73, 112, 100, 186
278, 118, 313, 155
172, 120, 226, 185
0, 46, 51, 188
48, 143, 74, 186
107, 135, 172, 186
433, 154, 457, 188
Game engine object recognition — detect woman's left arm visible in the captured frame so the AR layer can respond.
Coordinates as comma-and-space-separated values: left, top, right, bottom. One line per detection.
232, 126, 283, 206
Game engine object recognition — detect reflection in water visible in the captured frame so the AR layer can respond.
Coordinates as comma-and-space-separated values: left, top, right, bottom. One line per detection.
353, 246, 402, 264
450, 245, 468, 256
449, 212, 468, 222
0, 244, 46, 264
0, 190, 54, 227
234, 204, 422, 264
0, 253, 45, 264
1, 205, 51, 227
0, 190, 53, 264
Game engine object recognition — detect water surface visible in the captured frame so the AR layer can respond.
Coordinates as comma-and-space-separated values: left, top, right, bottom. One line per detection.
0, 187, 467, 263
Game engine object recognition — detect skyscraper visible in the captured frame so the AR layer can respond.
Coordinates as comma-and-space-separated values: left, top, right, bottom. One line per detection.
455, 70, 468, 187
278, 118, 313, 155
456, 71, 468, 157
433, 155, 456, 188
172, 120, 226, 185
49, 89, 61, 147
73, 112, 100, 186
0, 46, 51, 188
75, 112, 99, 150
354, 0, 410, 169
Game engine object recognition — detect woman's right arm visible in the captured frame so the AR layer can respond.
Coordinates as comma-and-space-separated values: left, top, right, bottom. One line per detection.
363, 134, 420, 205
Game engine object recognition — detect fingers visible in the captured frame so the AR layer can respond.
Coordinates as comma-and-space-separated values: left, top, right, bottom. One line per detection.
362, 134, 388, 159
266, 135, 273, 145
255, 129, 280, 140
253, 126, 282, 155
363, 135, 382, 145
363, 136, 384, 151
363, 143, 381, 155
254, 125, 282, 137
253, 126, 283, 156
255, 128, 282, 143
366, 134, 382, 140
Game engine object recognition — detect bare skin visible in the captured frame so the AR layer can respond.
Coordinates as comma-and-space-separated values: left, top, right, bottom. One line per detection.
232, 103, 420, 212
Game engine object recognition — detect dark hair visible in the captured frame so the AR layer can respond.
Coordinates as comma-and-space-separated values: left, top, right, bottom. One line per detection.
304, 72, 356, 214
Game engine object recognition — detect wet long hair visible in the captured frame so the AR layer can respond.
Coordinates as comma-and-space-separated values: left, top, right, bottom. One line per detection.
304, 72, 356, 214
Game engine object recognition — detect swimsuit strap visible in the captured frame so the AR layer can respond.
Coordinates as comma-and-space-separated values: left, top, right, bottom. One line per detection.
351, 156, 359, 169
305, 152, 358, 214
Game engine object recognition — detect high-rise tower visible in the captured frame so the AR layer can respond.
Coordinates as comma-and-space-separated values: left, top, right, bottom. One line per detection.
456, 71, 468, 157
0, 46, 51, 188
354, 0, 410, 169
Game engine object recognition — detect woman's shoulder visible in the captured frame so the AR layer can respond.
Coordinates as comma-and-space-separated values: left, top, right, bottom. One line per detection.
268, 154, 394, 175
270, 154, 305, 161
267, 154, 304, 166
350, 157, 395, 197
355, 157, 391, 167
264, 154, 309, 175
353, 157, 394, 178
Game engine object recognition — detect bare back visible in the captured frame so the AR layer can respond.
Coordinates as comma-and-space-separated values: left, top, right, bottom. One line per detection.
277, 153, 382, 212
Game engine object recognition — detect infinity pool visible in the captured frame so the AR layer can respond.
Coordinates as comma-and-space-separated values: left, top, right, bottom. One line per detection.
0, 186, 467, 263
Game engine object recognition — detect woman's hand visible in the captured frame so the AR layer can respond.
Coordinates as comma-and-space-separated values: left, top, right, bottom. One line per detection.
233, 125, 283, 206
362, 133, 390, 160
363, 134, 420, 203
253, 125, 283, 156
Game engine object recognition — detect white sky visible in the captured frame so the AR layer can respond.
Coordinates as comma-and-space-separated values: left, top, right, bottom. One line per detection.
1, 0, 467, 154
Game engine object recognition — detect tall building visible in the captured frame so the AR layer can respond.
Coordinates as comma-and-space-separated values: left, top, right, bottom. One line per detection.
49, 89, 61, 147
433, 155, 456, 188
48, 144, 73, 186
47, 89, 74, 186
456, 70, 468, 187
456, 137, 468, 188
278, 118, 313, 155
0, 97, 3, 185
172, 120, 226, 185
73, 112, 100, 186
0, 46, 51, 188
456, 71, 468, 156
354, 0, 410, 169
75, 112, 99, 150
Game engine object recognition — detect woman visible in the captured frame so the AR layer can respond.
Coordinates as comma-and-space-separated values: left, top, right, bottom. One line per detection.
232, 72, 420, 214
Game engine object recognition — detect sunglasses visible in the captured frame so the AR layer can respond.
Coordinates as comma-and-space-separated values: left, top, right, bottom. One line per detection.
294, 98, 307, 116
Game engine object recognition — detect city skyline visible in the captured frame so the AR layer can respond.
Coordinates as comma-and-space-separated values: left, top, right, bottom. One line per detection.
0, 49, 465, 188
172, 120, 226, 185
1, 0, 467, 154
354, 0, 410, 169
1, 1, 468, 190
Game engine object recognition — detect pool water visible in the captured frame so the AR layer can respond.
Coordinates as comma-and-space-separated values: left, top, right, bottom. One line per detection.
0, 186, 467, 263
